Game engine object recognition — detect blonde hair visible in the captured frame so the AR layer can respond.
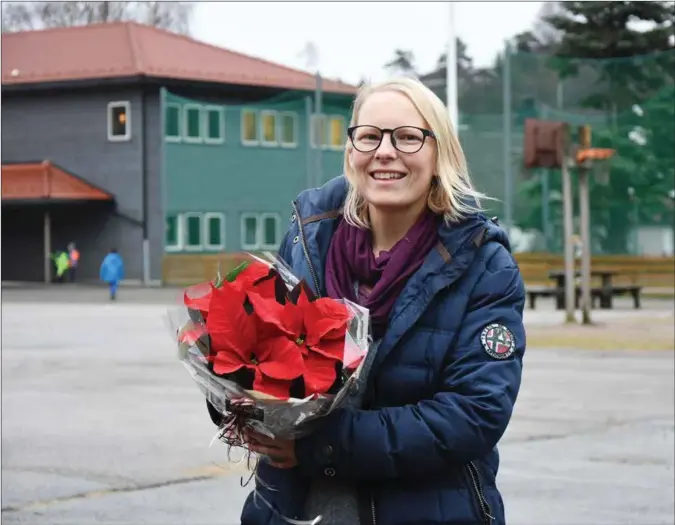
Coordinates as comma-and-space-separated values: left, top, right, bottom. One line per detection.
342, 77, 486, 228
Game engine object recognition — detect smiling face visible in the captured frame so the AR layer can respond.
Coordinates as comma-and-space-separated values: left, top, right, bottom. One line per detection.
348, 90, 437, 216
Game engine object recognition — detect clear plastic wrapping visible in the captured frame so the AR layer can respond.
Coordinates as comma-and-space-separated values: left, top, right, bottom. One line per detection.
168, 252, 371, 442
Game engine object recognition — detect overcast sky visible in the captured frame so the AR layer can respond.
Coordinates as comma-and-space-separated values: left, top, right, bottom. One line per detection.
192, 1, 545, 85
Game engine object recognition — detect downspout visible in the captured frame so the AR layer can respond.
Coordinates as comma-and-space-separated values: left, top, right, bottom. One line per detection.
141, 84, 150, 286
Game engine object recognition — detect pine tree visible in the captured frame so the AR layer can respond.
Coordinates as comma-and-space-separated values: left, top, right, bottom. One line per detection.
546, 1, 675, 110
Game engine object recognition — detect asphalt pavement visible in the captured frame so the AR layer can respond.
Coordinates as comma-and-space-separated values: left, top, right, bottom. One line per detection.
2, 286, 674, 524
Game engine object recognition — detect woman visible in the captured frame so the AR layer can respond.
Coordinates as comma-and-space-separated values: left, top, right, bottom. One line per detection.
238, 77, 526, 525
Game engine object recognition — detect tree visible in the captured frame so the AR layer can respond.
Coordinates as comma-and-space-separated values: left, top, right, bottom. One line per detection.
590, 84, 675, 253
530, 2, 565, 50
1, 1, 193, 35
384, 49, 418, 78
434, 38, 473, 73
545, 1, 675, 111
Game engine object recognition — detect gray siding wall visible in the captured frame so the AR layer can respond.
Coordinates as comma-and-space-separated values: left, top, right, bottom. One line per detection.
1, 86, 164, 282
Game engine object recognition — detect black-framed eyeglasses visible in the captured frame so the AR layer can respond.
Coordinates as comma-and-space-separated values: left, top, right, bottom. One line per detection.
347, 125, 436, 154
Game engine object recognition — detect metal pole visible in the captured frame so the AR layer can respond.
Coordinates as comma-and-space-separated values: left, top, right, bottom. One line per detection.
159, 87, 167, 285
579, 166, 592, 324
502, 40, 513, 234
446, 1, 458, 130
44, 210, 51, 283
542, 170, 550, 250
305, 95, 313, 189
540, 107, 550, 251
561, 159, 576, 323
314, 72, 323, 187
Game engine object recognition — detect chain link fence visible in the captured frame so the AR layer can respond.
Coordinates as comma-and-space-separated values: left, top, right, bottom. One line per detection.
440, 48, 675, 255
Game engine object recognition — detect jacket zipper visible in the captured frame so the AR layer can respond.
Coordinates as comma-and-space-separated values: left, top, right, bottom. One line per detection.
292, 201, 322, 298
466, 461, 494, 524
370, 493, 377, 525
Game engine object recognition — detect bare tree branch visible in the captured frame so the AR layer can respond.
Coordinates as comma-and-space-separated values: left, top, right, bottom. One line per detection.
1, 1, 193, 34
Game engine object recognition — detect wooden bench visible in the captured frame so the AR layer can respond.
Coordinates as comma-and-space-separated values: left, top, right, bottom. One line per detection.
591, 285, 642, 309
527, 285, 643, 310
526, 286, 563, 310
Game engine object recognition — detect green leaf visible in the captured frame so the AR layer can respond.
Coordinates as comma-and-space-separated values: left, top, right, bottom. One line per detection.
224, 262, 250, 283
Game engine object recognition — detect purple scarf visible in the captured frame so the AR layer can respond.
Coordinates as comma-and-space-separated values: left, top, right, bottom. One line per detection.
325, 210, 439, 339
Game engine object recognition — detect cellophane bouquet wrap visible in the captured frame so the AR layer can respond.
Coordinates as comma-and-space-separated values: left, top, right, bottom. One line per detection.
168, 252, 370, 448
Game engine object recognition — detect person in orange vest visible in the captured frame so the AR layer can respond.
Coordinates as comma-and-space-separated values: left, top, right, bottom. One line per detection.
67, 242, 80, 282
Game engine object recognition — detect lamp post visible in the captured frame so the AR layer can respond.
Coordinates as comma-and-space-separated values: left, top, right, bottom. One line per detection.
668, 189, 675, 256
446, 1, 458, 131
627, 187, 640, 255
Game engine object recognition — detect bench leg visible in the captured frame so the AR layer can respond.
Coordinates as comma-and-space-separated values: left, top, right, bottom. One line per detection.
600, 291, 612, 309
632, 290, 641, 309
528, 294, 536, 310
555, 294, 564, 310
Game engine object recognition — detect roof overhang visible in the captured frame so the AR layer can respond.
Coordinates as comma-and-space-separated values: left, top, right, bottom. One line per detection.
1, 161, 115, 204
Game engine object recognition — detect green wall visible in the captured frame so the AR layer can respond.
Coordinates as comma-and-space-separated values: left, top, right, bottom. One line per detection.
161, 88, 352, 253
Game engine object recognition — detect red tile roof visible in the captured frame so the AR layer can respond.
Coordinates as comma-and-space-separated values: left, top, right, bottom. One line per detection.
2, 161, 114, 201
1, 22, 356, 94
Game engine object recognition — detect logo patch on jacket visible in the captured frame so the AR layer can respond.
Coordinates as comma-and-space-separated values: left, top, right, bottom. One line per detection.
480, 323, 515, 359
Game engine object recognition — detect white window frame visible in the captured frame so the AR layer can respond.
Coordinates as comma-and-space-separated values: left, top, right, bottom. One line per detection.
203, 106, 225, 145
310, 113, 326, 149
260, 110, 279, 147
183, 212, 204, 251
240, 213, 260, 250
327, 115, 346, 151
279, 111, 299, 148
165, 214, 183, 252
107, 101, 131, 142
204, 212, 226, 250
164, 102, 182, 143
240, 109, 259, 146
260, 213, 281, 250
182, 104, 203, 144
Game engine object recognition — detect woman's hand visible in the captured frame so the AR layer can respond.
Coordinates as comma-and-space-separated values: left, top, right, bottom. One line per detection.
244, 430, 298, 469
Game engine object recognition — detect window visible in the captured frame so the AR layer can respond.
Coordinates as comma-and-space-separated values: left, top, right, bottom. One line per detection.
165, 215, 182, 251
280, 112, 298, 147
204, 106, 225, 144
183, 105, 202, 142
107, 101, 130, 141
183, 212, 203, 250
204, 213, 225, 250
241, 109, 259, 145
165, 103, 181, 142
311, 114, 326, 149
260, 213, 280, 249
241, 214, 259, 249
240, 213, 281, 250
311, 114, 345, 149
261, 110, 278, 146
328, 116, 346, 149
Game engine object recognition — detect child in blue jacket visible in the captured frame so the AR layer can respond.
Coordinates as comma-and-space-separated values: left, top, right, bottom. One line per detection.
99, 249, 125, 300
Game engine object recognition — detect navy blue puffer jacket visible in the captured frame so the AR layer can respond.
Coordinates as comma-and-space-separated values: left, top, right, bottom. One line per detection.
238, 176, 526, 525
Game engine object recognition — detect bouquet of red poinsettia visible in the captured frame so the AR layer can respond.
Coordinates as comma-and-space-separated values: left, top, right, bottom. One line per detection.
168, 252, 370, 447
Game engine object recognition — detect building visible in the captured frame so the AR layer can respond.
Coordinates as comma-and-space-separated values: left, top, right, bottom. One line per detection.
1, 22, 355, 284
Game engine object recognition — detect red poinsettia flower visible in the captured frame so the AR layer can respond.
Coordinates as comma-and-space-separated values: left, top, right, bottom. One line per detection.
182, 262, 278, 324
229, 262, 276, 296
206, 281, 305, 399
247, 287, 351, 396
183, 281, 213, 320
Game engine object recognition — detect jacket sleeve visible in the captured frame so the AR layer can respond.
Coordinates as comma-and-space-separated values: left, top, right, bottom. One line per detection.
294, 263, 526, 480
